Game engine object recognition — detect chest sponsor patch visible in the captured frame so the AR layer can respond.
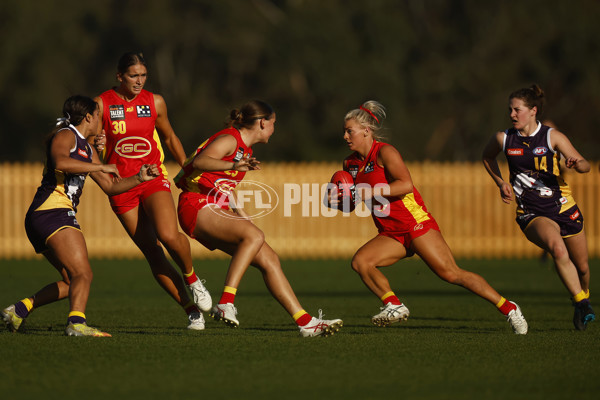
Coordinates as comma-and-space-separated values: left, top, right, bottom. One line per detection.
77, 149, 89, 158
234, 147, 244, 162
364, 161, 374, 173
507, 148, 524, 156
136, 105, 152, 118
109, 105, 125, 120
348, 165, 358, 178
533, 147, 548, 156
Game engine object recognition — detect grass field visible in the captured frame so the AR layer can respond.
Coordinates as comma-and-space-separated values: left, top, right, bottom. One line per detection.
1, 257, 598, 400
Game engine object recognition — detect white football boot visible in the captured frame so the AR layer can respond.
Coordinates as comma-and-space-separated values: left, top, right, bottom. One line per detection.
371, 303, 410, 327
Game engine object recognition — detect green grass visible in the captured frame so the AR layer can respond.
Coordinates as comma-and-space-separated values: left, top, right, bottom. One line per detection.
1, 257, 598, 400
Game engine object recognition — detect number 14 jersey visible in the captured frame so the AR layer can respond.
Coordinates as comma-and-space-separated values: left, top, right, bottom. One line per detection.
503, 122, 576, 216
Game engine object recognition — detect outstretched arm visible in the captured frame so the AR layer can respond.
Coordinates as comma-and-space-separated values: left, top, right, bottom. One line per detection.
90, 162, 160, 196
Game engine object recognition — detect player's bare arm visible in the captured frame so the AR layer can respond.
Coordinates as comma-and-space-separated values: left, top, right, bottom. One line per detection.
551, 129, 590, 173
154, 94, 187, 166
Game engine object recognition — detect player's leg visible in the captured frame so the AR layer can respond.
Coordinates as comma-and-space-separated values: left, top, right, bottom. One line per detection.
250, 242, 343, 337
564, 230, 594, 329
351, 235, 410, 326
413, 229, 503, 302
142, 191, 211, 311
194, 207, 264, 327
351, 235, 406, 298
412, 229, 527, 334
524, 218, 583, 296
142, 191, 194, 275
565, 230, 590, 293
116, 206, 203, 328
1, 250, 72, 332
45, 228, 110, 337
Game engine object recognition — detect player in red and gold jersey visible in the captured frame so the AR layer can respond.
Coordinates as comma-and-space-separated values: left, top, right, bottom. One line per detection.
93, 52, 211, 330
332, 100, 527, 334
176, 100, 343, 337
483, 84, 594, 330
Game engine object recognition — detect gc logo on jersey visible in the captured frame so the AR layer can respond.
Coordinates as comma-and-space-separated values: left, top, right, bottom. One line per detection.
115, 136, 152, 158
533, 147, 548, 156
136, 105, 152, 118
109, 105, 125, 120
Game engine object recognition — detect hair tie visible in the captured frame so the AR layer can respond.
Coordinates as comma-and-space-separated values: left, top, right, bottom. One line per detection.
55, 112, 71, 127
359, 105, 379, 123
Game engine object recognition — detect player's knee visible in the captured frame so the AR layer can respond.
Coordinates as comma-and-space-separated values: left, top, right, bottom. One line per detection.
242, 228, 265, 250
548, 241, 569, 261
436, 265, 462, 285
156, 230, 184, 249
71, 267, 94, 285
350, 255, 372, 276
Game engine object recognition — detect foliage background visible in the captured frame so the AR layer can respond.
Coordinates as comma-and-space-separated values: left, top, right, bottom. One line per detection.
1, 0, 599, 163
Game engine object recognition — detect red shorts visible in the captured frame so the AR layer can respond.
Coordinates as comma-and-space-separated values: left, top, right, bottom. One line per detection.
177, 191, 227, 250
378, 217, 440, 252
109, 177, 171, 215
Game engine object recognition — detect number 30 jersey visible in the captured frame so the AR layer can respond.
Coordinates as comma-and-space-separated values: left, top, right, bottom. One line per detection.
503, 122, 576, 216
99, 88, 167, 179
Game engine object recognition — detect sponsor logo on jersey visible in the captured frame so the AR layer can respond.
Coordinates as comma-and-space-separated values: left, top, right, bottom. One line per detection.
413, 223, 423, 231
570, 210, 580, 220
364, 161, 374, 173
348, 165, 358, 178
507, 148, 524, 156
533, 147, 548, 155
234, 147, 244, 162
77, 149, 89, 158
559, 197, 568, 205
109, 105, 125, 120
136, 105, 152, 118
114, 136, 152, 158
126, 106, 134, 112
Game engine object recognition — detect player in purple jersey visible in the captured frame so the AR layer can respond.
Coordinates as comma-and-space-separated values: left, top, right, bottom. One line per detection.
482, 84, 594, 330
1, 95, 159, 337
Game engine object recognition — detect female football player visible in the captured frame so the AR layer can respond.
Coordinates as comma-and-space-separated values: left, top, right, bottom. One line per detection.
94, 52, 211, 330
1, 95, 159, 336
482, 84, 593, 330
330, 100, 528, 334
175, 100, 343, 337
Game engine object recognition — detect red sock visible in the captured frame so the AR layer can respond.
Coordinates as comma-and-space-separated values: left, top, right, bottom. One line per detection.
381, 291, 402, 305
293, 310, 312, 326
497, 297, 516, 315
183, 268, 198, 285
218, 286, 237, 304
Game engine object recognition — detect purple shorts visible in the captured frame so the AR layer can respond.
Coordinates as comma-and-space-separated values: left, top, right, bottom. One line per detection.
516, 205, 584, 238
25, 208, 81, 253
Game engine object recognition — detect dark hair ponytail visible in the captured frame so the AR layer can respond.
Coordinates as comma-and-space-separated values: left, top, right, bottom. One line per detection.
509, 84, 545, 117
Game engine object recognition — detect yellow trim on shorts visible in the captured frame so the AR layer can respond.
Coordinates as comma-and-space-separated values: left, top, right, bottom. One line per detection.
45, 226, 82, 245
